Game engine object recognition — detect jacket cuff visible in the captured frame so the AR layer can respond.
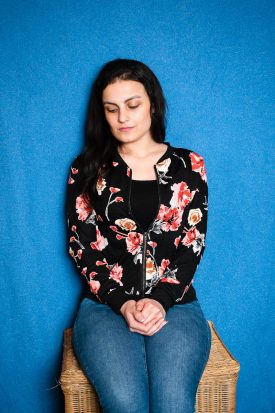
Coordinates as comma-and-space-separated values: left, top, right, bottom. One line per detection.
103, 289, 132, 315
150, 289, 175, 313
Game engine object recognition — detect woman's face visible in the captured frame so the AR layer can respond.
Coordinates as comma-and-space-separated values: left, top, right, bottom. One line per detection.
102, 79, 153, 145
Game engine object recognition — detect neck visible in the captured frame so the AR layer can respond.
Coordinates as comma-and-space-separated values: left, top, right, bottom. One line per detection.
117, 140, 165, 158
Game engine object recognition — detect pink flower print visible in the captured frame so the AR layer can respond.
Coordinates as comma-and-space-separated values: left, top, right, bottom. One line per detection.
110, 187, 120, 193
90, 227, 109, 251
77, 249, 83, 259
145, 257, 157, 281
114, 196, 123, 202
174, 236, 181, 247
112, 161, 119, 166
182, 227, 198, 246
157, 205, 183, 231
157, 258, 180, 285
127, 167, 131, 177
109, 263, 123, 286
188, 208, 203, 226
161, 277, 180, 284
126, 232, 143, 255
89, 271, 97, 278
96, 258, 108, 266
69, 225, 85, 250
182, 227, 205, 255
189, 152, 207, 182
155, 158, 172, 184
115, 218, 136, 231
110, 225, 118, 232
76, 194, 92, 221
68, 166, 78, 184
158, 259, 170, 277
81, 267, 87, 275
96, 176, 107, 195
89, 280, 101, 294
170, 181, 192, 211
148, 241, 157, 248
105, 187, 124, 221
156, 158, 171, 174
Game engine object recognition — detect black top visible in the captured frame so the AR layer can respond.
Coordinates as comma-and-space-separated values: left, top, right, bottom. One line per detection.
130, 179, 159, 232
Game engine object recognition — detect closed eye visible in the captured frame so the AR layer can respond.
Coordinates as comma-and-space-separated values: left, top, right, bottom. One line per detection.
105, 105, 140, 113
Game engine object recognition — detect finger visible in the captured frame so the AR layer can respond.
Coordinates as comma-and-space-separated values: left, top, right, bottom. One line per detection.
148, 320, 168, 336
129, 319, 168, 335
143, 313, 165, 329
133, 310, 147, 323
127, 313, 151, 330
132, 304, 161, 324
142, 310, 163, 325
136, 301, 145, 312
129, 316, 166, 335
128, 317, 160, 334
131, 313, 163, 330
132, 306, 154, 323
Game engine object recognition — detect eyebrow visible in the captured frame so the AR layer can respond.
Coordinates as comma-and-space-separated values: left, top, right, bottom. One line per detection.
102, 95, 143, 105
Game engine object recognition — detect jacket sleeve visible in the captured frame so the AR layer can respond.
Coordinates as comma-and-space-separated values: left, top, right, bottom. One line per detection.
66, 156, 132, 314
150, 155, 208, 313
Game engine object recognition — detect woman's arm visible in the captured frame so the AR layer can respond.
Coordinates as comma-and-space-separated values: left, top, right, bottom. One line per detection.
150, 155, 208, 312
66, 156, 130, 314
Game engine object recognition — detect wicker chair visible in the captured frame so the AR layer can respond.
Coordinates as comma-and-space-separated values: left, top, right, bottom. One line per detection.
60, 320, 240, 413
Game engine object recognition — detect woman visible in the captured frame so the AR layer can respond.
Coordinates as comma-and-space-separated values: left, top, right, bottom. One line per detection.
66, 58, 211, 413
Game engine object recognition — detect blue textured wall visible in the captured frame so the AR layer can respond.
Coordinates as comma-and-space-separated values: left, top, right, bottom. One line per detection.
1, 1, 274, 412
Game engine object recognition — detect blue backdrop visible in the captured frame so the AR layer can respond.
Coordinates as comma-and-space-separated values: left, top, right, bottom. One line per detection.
1, 1, 274, 412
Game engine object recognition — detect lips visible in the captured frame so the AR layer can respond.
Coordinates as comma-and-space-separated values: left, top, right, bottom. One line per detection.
118, 127, 134, 131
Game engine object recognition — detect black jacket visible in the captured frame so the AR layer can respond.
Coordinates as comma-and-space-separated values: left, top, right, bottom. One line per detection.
66, 142, 208, 315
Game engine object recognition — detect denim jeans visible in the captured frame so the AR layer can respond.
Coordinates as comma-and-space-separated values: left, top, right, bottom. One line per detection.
72, 297, 211, 413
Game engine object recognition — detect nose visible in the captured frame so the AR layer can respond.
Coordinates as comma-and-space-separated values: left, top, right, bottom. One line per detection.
118, 108, 129, 123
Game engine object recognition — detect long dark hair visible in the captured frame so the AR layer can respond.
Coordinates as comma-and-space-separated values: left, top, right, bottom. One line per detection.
80, 58, 168, 207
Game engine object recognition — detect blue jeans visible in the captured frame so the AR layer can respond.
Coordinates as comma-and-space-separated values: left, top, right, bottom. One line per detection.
72, 298, 211, 413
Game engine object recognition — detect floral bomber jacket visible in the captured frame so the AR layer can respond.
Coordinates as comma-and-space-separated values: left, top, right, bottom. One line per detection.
66, 142, 208, 315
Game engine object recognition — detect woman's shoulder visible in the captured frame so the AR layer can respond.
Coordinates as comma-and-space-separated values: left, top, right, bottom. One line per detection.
67, 154, 85, 187
70, 153, 83, 166
170, 145, 206, 166
170, 145, 207, 182
171, 144, 204, 159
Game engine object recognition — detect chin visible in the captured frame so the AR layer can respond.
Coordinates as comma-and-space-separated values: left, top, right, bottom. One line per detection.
115, 133, 138, 142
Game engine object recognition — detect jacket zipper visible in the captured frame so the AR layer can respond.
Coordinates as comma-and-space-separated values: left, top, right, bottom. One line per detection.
141, 231, 148, 297
128, 166, 161, 298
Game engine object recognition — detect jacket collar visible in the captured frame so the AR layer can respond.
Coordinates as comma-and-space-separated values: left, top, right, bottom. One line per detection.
112, 141, 173, 176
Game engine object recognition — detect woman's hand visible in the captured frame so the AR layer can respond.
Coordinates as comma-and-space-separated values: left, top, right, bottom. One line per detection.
120, 299, 168, 336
